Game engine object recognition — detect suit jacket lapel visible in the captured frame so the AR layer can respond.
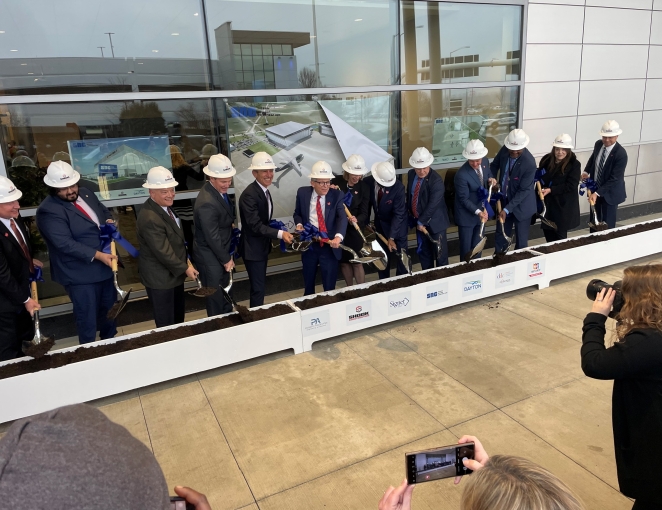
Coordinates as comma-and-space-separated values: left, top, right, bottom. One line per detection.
68, 200, 97, 225
210, 183, 232, 215
0, 221, 24, 256
149, 199, 185, 240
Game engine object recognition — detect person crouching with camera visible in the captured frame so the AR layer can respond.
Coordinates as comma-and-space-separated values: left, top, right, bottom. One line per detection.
582, 265, 662, 510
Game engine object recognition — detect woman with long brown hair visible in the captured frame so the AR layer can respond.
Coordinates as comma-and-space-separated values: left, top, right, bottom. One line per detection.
583, 264, 662, 509
168, 145, 203, 255
537, 134, 581, 242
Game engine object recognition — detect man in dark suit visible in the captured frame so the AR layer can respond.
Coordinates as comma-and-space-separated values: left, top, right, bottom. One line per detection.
294, 161, 348, 296
455, 140, 497, 259
406, 147, 450, 268
238, 152, 294, 307
0, 177, 41, 360
490, 129, 537, 252
582, 120, 628, 230
137, 166, 198, 328
194, 154, 237, 317
36, 161, 117, 344
364, 161, 408, 279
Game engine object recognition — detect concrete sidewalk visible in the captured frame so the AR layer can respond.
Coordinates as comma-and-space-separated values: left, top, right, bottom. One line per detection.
89, 251, 660, 509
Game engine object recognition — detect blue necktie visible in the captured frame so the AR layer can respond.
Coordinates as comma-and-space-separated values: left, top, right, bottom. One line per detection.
223, 193, 230, 205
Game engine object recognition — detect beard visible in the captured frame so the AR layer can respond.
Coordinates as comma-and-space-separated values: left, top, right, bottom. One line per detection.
64, 191, 78, 202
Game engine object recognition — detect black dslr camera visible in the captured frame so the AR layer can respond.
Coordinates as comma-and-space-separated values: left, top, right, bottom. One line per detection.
586, 279, 624, 318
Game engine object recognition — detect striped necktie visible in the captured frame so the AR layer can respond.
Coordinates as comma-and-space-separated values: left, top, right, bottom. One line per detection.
596, 147, 608, 186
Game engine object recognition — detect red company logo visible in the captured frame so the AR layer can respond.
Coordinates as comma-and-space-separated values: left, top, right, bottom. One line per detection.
356, 306, 362, 313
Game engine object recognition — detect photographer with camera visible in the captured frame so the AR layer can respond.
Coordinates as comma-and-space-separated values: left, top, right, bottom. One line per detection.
583, 265, 662, 510
379, 436, 583, 510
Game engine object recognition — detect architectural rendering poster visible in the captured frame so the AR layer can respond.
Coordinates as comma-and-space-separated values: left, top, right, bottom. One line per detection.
67, 136, 171, 200
226, 98, 392, 228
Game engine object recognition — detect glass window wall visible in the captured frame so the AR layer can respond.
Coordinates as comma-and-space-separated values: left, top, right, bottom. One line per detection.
0, 0, 210, 95
401, 86, 519, 165
400, 2, 521, 85
205, 0, 398, 90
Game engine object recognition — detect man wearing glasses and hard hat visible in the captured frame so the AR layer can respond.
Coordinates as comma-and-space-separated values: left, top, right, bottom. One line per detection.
137, 166, 199, 328
294, 161, 348, 296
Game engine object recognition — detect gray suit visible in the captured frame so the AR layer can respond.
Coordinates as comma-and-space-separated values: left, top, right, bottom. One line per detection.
193, 181, 235, 316
137, 198, 188, 327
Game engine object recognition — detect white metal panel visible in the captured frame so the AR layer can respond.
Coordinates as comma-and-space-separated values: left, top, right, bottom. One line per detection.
527, 4, 585, 44
581, 45, 649, 81
576, 111, 643, 150
522, 116, 578, 156
523, 82, 580, 120
578, 79, 646, 115
641, 110, 662, 142
584, 7, 652, 45
524, 44, 582, 83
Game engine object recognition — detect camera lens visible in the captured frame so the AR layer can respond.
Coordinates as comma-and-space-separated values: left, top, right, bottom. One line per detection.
586, 279, 608, 301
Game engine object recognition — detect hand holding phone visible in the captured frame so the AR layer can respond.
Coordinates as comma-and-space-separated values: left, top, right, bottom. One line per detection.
453, 436, 489, 485
171, 486, 211, 510
405, 442, 475, 485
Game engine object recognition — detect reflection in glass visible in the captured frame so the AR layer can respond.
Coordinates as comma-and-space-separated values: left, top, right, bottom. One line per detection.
0, 99, 220, 206
0, 0, 210, 95
401, 87, 519, 165
400, 2, 521, 85
205, 0, 397, 90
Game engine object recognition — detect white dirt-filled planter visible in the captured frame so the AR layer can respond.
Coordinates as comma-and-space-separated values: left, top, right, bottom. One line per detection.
291, 249, 548, 351
0, 305, 302, 424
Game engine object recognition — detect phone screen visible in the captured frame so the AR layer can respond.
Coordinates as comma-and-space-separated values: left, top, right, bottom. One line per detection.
405, 442, 475, 484
170, 497, 193, 510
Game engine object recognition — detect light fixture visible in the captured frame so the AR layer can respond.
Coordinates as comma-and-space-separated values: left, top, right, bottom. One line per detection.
27, 72, 33, 75
171, 32, 179, 36
10, 49, 18, 52
354, 18, 362, 21
310, 35, 316, 38
0, 31, 5, 34
137, 62, 143, 65
152, 50, 159, 53
34, 78, 38, 81
20, 63, 27, 66
128, 70, 134, 73
193, 12, 199, 16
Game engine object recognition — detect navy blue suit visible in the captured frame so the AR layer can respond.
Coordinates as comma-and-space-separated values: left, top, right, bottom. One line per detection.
585, 140, 627, 229
364, 176, 408, 279
293, 187, 348, 296
36, 187, 116, 344
490, 146, 536, 251
406, 169, 450, 268
454, 158, 493, 259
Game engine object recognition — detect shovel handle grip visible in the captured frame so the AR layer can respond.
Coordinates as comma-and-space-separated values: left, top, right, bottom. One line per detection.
110, 240, 118, 272
496, 200, 505, 224
31, 281, 38, 303
343, 203, 360, 229
536, 181, 545, 200
187, 258, 194, 269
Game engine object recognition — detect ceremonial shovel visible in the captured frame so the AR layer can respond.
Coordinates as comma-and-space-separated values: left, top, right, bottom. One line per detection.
187, 259, 218, 297
314, 237, 382, 264
107, 241, 132, 320
342, 204, 375, 257
22, 280, 55, 359
496, 200, 514, 254
367, 226, 412, 275
418, 226, 442, 267
586, 190, 608, 231
219, 268, 254, 322
464, 184, 493, 262
535, 181, 558, 230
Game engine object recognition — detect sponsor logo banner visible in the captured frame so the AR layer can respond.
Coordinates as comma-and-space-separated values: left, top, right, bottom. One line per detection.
346, 300, 372, 325
495, 266, 516, 289
528, 260, 545, 279
388, 291, 412, 316
462, 274, 483, 296
426, 282, 449, 306
302, 309, 331, 337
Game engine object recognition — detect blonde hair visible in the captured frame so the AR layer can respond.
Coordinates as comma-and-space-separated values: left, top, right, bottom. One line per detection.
168, 145, 187, 169
615, 264, 662, 340
461, 455, 584, 510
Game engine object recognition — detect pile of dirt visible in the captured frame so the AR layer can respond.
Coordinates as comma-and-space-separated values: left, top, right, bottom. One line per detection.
296, 251, 535, 310
0, 304, 293, 381
533, 220, 662, 254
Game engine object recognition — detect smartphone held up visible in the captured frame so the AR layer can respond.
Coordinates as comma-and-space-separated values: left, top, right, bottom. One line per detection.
405, 442, 475, 484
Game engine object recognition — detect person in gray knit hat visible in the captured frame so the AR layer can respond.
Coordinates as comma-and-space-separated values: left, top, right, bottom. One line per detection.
0, 404, 211, 509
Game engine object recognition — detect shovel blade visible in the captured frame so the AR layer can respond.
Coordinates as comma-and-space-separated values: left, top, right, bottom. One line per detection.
400, 249, 412, 274
593, 222, 609, 231
464, 236, 487, 262
540, 216, 558, 231
191, 287, 218, 298
107, 288, 132, 320
22, 336, 55, 359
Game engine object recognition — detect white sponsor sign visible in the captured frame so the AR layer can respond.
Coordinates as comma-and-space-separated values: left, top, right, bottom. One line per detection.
495, 266, 516, 289
528, 260, 545, 279
346, 300, 372, 325
462, 274, 483, 296
425, 281, 449, 306
302, 309, 331, 337
388, 291, 412, 316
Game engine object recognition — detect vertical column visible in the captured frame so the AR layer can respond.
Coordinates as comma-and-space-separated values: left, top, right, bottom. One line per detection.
402, 2, 419, 141
427, 2, 442, 122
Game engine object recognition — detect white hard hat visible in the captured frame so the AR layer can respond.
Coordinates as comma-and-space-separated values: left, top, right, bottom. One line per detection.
248, 151, 276, 170
552, 133, 573, 149
204, 154, 236, 178
371, 161, 396, 187
409, 147, 434, 169
0, 176, 22, 204
600, 120, 622, 137
341, 154, 368, 176
309, 160, 334, 180
52, 151, 71, 163
44, 160, 81, 188
462, 139, 488, 160
504, 129, 530, 150
142, 166, 178, 189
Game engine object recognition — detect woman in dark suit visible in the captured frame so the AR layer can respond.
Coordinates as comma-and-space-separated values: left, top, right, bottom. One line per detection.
538, 134, 581, 242
582, 264, 662, 510
331, 154, 370, 287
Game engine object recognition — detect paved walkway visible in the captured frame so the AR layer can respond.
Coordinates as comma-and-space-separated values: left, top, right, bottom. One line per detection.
88, 252, 662, 510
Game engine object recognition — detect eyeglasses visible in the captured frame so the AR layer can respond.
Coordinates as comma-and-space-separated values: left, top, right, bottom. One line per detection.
312, 180, 331, 187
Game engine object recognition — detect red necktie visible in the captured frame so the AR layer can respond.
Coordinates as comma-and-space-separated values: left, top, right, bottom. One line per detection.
74, 202, 93, 222
167, 207, 179, 227
411, 178, 421, 218
378, 187, 384, 205
316, 195, 327, 246
10, 219, 34, 273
